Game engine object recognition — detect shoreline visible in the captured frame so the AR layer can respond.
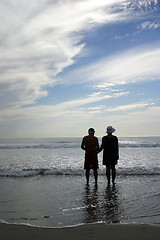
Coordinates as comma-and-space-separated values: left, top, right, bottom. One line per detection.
1, 222, 160, 240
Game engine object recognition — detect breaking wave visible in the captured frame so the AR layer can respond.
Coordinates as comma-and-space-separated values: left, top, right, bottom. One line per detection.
0, 167, 160, 178
0, 142, 160, 149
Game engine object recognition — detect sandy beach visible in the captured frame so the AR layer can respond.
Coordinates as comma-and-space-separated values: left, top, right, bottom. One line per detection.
1, 223, 160, 240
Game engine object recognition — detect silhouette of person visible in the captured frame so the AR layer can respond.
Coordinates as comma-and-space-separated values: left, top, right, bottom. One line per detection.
99, 126, 119, 185
81, 128, 99, 186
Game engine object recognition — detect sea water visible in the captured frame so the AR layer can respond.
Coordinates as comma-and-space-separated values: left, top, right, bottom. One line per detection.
0, 137, 160, 227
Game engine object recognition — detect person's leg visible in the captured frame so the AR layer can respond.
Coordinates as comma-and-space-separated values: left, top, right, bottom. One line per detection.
111, 165, 116, 184
106, 166, 111, 185
86, 169, 90, 185
93, 169, 98, 186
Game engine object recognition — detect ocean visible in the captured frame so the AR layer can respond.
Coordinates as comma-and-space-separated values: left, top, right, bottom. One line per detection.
0, 137, 160, 227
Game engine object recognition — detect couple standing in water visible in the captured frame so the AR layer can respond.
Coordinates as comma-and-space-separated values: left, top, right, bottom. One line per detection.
81, 126, 119, 186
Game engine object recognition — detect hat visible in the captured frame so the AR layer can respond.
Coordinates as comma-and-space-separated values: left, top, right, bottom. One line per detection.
106, 126, 115, 134
88, 128, 95, 134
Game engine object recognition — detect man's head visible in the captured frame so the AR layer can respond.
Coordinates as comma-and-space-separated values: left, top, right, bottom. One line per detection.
88, 128, 95, 135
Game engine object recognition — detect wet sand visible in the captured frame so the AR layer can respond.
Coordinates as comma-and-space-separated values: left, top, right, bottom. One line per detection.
1, 222, 160, 240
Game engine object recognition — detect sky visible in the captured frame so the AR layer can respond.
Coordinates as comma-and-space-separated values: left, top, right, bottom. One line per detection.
0, 0, 160, 138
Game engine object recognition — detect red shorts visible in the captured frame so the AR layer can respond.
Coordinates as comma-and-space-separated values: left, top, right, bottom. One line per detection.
84, 150, 98, 170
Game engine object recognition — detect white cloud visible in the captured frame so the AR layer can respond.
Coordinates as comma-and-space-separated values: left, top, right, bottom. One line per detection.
138, 21, 160, 31
1, 0, 158, 110
95, 105, 160, 137
2, 103, 160, 138
0, 0, 128, 109
0, 0, 159, 137
106, 101, 154, 112
117, 106, 160, 136
64, 44, 160, 89
0, 90, 129, 123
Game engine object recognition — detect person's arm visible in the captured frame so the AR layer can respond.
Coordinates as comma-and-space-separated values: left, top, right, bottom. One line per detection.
115, 137, 119, 159
97, 138, 99, 151
94, 137, 100, 153
81, 138, 85, 150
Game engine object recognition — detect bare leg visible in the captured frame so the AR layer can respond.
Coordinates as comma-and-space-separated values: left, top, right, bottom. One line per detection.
86, 169, 90, 185
111, 166, 116, 184
106, 166, 111, 185
93, 169, 98, 186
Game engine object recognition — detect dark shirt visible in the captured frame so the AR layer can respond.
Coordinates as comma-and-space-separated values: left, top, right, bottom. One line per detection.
81, 134, 99, 151
99, 135, 119, 165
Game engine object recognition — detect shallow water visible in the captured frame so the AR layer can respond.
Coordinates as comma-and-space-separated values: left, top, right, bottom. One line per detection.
0, 175, 159, 227
0, 137, 160, 227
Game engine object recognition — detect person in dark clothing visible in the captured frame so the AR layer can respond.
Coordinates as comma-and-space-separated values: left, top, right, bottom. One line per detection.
81, 128, 99, 186
99, 126, 119, 185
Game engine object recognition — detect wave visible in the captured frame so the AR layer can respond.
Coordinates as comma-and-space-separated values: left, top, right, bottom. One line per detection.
0, 167, 160, 178
119, 143, 160, 148
0, 168, 83, 178
0, 142, 160, 149
0, 143, 80, 149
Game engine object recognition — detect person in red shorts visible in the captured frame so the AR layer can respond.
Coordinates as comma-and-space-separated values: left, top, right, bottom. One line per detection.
81, 128, 99, 186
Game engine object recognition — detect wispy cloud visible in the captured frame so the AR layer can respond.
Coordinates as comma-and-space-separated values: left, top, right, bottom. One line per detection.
0, 0, 127, 109
106, 101, 155, 112
0, 0, 159, 137
96, 105, 160, 137
0, 90, 129, 123
1, 0, 158, 110
138, 21, 160, 31
64, 44, 160, 90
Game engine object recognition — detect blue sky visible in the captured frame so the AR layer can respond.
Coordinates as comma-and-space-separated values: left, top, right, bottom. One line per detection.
0, 0, 160, 138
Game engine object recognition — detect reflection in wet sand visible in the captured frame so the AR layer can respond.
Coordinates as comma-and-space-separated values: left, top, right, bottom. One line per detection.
102, 185, 121, 223
83, 186, 100, 223
83, 185, 123, 224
